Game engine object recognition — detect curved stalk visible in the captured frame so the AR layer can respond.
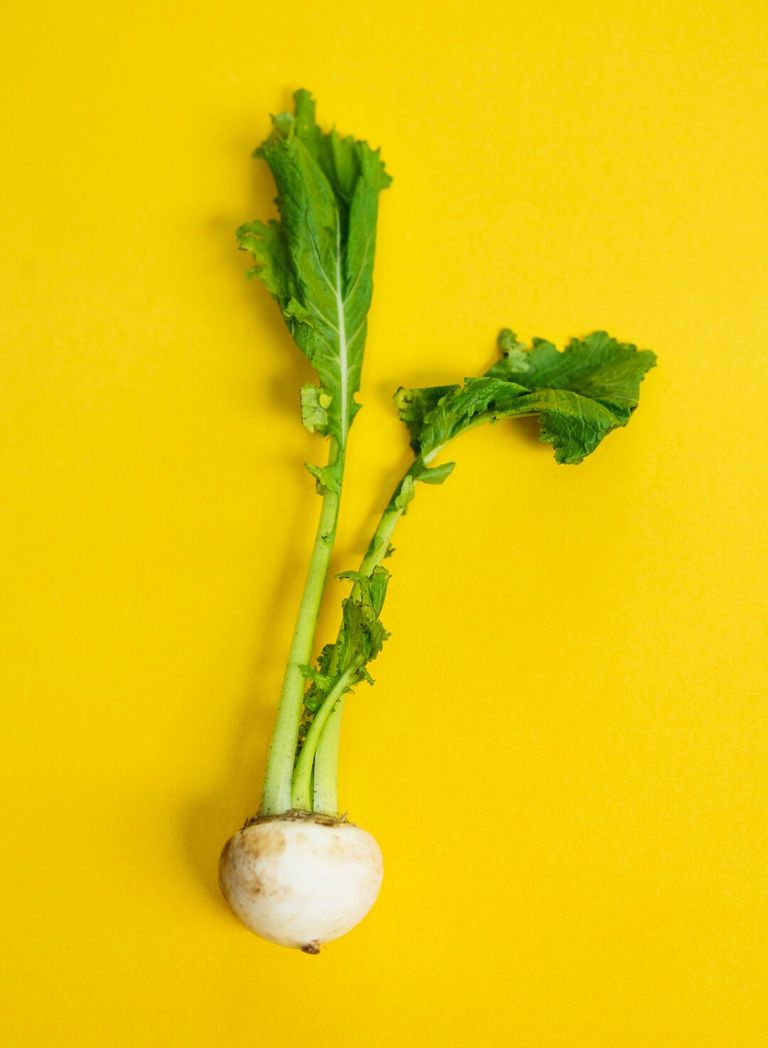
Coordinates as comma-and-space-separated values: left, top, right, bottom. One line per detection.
291, 661, 362, 812
310, 448, 443, 812
259, 438, 345, 816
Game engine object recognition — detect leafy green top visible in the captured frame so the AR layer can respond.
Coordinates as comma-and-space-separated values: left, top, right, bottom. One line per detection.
301, 330, 656, 721
237, 89, 391, 447
397, 329, 657, 466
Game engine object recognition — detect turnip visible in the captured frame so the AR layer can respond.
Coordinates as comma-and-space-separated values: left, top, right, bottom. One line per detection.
219, 90, 656, 951
219, 814, 382, 952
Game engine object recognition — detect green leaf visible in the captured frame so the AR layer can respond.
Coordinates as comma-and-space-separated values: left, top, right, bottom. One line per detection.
304, 461, 341, 495
395, 384, 455, 451
399, 330, 656, 465
303, 566, 390, 714
237, 90, 391, 444
300, 385, 332, 435
489, 329, 657, 428
412, 459, 456, 485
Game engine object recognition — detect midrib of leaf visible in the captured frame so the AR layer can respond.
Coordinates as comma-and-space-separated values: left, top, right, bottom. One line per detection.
304, 212, 352, 440
334, 217, 350, 440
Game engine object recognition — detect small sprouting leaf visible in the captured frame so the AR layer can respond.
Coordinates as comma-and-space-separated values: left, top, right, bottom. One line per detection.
411, 460, 455, 485
302, 566, 390, 714
300, 385, 332, 435
298, 663, 333, 690
305, 462, 341, 495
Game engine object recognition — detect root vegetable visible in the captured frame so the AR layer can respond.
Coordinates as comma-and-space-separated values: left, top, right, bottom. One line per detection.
220, 89, 655, 951
219, 815, 383, 952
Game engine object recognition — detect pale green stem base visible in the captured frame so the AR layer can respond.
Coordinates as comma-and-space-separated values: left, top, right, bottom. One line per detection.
312, 699, 344, 813
291, 662, 361, 811
259, 439, 345, 816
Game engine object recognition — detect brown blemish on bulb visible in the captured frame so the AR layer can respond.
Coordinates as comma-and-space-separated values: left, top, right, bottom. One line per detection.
240, 825, 286, 859
300, 941, 321, 955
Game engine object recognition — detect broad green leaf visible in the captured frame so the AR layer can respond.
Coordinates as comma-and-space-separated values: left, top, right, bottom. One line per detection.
397, 330, 656, 465
489, 329, 657, 428
237, 90, 391, 445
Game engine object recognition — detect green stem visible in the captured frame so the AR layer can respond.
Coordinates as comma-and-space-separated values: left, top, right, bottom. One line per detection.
311, 702, 343, 813
259, 438, 346, 816
291, 661, 362, 812
310, 448, 443, 812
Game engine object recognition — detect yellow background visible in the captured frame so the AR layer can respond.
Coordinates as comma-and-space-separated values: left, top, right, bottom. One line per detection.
2, 1, 766, 1044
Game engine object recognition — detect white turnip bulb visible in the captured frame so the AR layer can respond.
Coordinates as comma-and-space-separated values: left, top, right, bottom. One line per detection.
219, 814, 383, 953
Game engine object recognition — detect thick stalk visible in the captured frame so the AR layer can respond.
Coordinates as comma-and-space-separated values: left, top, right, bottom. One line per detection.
311, 705, 342, 814
259, 438, 346, 816
311, 448, 442, 811
291, 661, 362, 812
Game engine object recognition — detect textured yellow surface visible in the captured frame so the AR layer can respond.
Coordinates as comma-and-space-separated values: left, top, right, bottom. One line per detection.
2, 2, 766, 1045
